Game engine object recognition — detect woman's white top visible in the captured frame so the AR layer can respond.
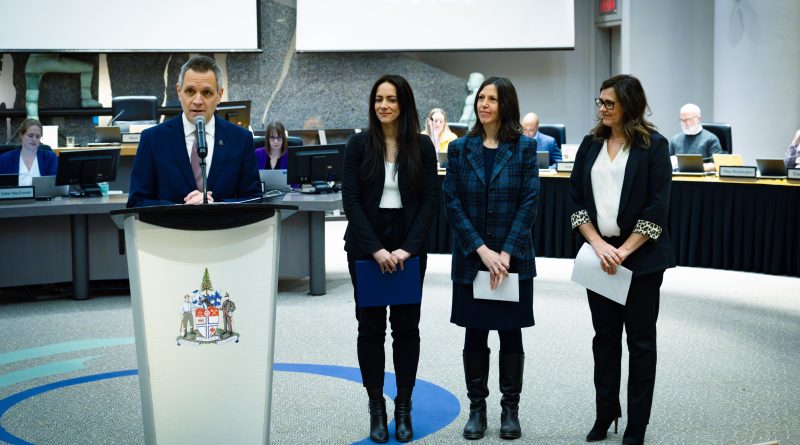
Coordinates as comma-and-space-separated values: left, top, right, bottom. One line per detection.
379, 161, 402, 208
591, 139, 629, 237
18, 154, 41, 186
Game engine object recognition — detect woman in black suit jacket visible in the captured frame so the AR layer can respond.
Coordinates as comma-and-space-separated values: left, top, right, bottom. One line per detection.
443, 77, 539, 441
569, 74, 675, 445
342, 74, 439, 443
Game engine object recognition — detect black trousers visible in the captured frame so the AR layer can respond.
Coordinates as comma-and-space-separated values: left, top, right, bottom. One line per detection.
587, 270, 663, 425
347, 208, 427, 389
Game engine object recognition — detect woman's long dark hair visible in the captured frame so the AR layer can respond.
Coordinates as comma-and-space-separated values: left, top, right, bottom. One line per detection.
468, 76, 522, 143
362, 74, 423, 191
590, 74, 657, 148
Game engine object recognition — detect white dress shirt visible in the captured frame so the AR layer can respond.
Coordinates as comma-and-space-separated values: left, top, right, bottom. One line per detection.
591, 139, 630, 237
182, 113, 216, 175
379, 161, 403, 208
17, 154, 40, 186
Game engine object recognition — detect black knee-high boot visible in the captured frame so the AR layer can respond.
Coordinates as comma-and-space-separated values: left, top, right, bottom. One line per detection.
499, 353, 524, 440
463, 348, 490, 440
394, 386, 413, 442
367, 387, 388, 443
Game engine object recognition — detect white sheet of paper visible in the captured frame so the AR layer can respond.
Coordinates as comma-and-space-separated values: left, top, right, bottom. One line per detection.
571, 243, 633, 305
473, 271, 519, 302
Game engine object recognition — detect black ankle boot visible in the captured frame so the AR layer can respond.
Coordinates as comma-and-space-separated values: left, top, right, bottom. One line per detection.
368, 397, 388, 443
586, 416, 618, 442
394, 387, 413, 442
499, 352, 524, 440
622, 423, 647, 445
463, 349, 490, 440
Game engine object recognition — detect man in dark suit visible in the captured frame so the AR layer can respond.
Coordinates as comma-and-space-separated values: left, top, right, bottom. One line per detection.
522, 112, 562, 168
127, 56, 260, 207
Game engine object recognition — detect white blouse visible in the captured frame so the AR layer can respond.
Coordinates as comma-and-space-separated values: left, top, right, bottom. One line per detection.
379, 161, 402, 208
18, 154, 41, 186
591, 139, 629, 237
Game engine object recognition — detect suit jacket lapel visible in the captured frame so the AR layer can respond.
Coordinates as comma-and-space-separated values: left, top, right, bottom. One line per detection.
490, 140, 514, 184
584, 139, 603, 214
464, 136, 487, 187
171, 118, 196, 189
618, 141, 641, 217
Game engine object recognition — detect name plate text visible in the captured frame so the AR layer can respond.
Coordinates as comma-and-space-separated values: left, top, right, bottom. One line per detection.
719, 166, 757, 178
556, 162, 574, 172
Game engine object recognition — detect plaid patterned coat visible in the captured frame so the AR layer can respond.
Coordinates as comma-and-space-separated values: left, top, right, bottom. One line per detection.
443, 134, 540, 284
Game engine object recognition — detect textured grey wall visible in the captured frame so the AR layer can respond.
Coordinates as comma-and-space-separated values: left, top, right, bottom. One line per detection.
1, 0, 465, 144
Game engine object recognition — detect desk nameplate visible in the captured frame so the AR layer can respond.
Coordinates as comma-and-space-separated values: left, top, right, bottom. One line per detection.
556, 162, 574, 172
788, 168, 800, 181
0, 186, 34, 203
719, 166, 757, 179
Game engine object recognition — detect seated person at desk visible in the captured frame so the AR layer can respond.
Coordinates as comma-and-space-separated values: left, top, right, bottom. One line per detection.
255, 121, 288, 170
422, 108, 458, 153
127, 56, 260, 207
521, 112, 562, 167
0, 118, 57, 184
669, 103, 723, 172
784, 129, 800, 169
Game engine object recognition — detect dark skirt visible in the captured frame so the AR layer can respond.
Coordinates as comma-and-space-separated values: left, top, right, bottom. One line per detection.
450, 277, 534, 330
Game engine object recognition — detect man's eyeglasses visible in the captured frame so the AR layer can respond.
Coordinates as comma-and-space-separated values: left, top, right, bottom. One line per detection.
679, 116, 698, 123
268, 136, 283, 141
594, 98, 616, 110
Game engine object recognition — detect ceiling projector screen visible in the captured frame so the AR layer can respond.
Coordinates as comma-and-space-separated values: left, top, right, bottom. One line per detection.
0, 0, 260, 52
296, 0, 574, 52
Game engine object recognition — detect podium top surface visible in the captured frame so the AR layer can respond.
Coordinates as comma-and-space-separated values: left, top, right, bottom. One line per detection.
111, 202, 288, 231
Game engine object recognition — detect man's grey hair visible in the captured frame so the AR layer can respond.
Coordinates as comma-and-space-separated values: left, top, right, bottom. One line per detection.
178, 55, 222, 89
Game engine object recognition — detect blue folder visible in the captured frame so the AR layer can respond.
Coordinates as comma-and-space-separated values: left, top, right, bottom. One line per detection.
355, 256, 422, 307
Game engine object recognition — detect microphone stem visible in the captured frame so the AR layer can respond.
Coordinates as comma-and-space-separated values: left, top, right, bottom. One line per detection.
201, 159, 208, 204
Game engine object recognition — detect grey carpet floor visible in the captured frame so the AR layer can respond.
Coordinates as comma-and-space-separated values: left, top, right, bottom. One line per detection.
1, 220, 798, 445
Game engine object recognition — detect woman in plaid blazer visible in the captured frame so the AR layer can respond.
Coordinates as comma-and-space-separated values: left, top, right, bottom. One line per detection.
443, 77, 540, 440
342, 75, 439, 443
570, 75, 674, 445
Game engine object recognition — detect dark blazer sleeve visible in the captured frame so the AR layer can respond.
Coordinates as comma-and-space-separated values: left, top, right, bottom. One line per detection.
501, 137, 539, 258
127, 127, 174, 208
39, 149, 58, 176
568, 134, 595, 230
341, 134, 383, 255
0, 149, 18, 174
443, 137, 485, 257
631, 133, 672, 241
229, 129, 261, 201
399, 136, 439, 255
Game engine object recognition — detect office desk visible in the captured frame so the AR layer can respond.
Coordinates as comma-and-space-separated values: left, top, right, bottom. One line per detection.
429, 173, 800, 277
0, 193, 343, 298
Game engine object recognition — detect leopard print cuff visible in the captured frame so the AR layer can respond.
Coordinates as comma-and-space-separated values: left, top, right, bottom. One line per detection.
634, 219, 662, 240
570, 210, 590, 229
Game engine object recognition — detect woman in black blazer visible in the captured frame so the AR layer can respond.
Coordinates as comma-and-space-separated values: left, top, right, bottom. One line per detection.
341, 74, 439, 443
569, 74, 675, 445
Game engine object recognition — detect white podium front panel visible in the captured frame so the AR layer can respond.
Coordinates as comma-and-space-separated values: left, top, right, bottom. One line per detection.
124, 214, 279, 444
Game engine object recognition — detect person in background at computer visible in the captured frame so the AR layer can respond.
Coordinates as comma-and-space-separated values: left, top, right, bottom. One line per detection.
0, 118, 57, 185
521, 112, 562, 168
784, 129, 800, 169
421, 108, 458, 153
342, 74, 438, 443
669, 103, 723, 172
570, 74, 674, 445
254, 121, 288, 170
127, 56, 260, 207
443, 77, 539, 441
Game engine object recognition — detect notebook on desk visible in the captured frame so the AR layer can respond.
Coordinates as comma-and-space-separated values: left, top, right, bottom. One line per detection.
674, 154, 705, 175
32, 175, 69, 197
712, 153, 743, 171
259, 169, 292, 192
537, 151, 551, 170
756, 159, 787, 179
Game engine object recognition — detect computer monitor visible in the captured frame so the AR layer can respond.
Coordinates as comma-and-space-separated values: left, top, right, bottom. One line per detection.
217, 100, 251, 129
287, 143, 345, 185
55, 148, 120, 196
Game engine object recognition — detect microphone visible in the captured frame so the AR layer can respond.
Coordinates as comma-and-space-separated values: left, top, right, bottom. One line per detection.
194, 115, 208, 159
108, 110, 125, 126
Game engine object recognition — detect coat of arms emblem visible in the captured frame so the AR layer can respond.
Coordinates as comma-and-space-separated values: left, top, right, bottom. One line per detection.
177, 268, 239, 346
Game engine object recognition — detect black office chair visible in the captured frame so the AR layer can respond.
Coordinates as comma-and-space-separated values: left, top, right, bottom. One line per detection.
111, 96, 158, 131
538, 124, 566, 149
287, 136, 304, 147
702, 122, 732, 154
253, 136, 266, 149
448, 123, 469, 137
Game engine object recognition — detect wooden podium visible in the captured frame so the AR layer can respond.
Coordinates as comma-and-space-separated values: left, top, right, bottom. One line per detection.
112, 204, 283, 444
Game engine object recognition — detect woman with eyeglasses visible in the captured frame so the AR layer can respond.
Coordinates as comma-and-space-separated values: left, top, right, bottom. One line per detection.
569, 75, 674, 445
342, 74, 439, 443
422, 108, 458, 154
443, 76, 539, 441
254, 121, 288, 170
0, 118, 58, 184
